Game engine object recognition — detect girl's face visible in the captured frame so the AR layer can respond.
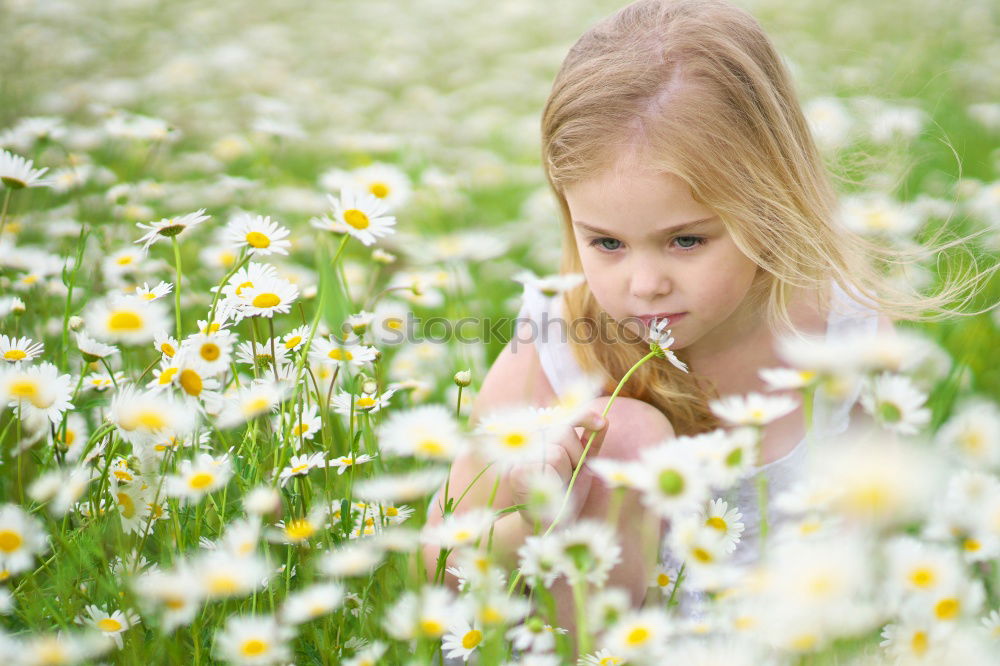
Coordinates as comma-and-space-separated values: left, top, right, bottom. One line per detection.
565, 165, 762, 354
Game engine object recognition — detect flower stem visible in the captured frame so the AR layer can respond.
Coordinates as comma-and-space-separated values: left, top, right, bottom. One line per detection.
544, 350, 658, 538
172, 237, 183, 340
0, 189, 12, 236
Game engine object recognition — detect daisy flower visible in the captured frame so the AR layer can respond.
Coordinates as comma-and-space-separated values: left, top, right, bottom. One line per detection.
0, 503, 48, 574
216, 379, 288, 429
0, 148, 49, 188
701, 427, 759, 489
166, 452, 233, 503
0, 361, 74, 424
113, 482, 152, 535
554, 520, 622, 586
383, 586, 463, 641
279, 404, 322, 444
134, 280, 173, 302
224, 214, 291, 256
213, 614, 293, 665
353, 468, 449, 504
342, 641, 387, 666
235, 338, 290, 371
0, 334, 43, 362
935, 400, 1000, 468
579, 649, 626, 666
109, 385, 196, 445
702, 498, 745, 554
132, 566, 202, 633
474, 405, 557, 468
860, 372, 931, 435
421, 508, 497, 551
647, 318, 688, 372
321, 187, 397, 246
280, 582, 345, 625
83, 370, 123, 392
506, 618, 568, 654
193, 550, 269, 601
280, 325, 310, 352
329, 387, 397, 416
377, 404, 466, 461
76, 331, 119, 360
85, 294, 169, 345
134, 209, 210, 251
308, 337, 378, 367
709, 392, 799, 426
229, 275, 299, 320
758, 366, 818, 391
269, 505, 329, 545
327, 453, 376, 476
350, 162, 412, 209
513, 270, 585, 297
183, 329, 235, 377
442, 619, 485, 662
17, 633, 110, 665
278, 452, 326, 487
153, 330, 180, 359
600, 609, 672, 662
78, 604, 139, 649
318, 541, 384, 577
634, 440, 710, 519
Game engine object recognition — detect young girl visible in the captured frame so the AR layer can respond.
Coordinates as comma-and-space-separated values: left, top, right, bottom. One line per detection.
423, 0, 969, 643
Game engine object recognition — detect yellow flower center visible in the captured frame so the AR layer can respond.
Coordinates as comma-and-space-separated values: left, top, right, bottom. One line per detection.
480, 606, 503, 624
208, 575, 239, 595
117, 492, 135, 519
3, 349, 26, 360
417, 439, 445, 456
328, 348, 353, 361
243, 397, 271, 415
292, 424, 310, 436
290, 464, 310, 475
369, 182, 389, 198
8, 379, 51, 408
117, 256, 133, 265
137, 409, 167, 430
159, 367, 179, 384
109, 311, 143, 331
97, 617, 123, 632
385, 507, 398, 517
461, 629, 482, 649
161, 342, 176, 357
625, 627, 650, 646
252, 293, 281, 308
706, 516, 727, 531
179, 369, 203, 396
235, 280, 253, 296
284, 519, 316, 541
343, 209, 370, 230
911, 631, 928, 655
656, 572, 671, 587
934, 598, 959, 620
386, 318, 402, 330
419, 619, 444, 636
245, 231, 271, 248
356, 396, 377, 408
790, 634, 817, 651
963, 538, 981, 552
503, 433, 527, 449
188, 472, 215, 490
0, 530, 23, 553
909, 567, 935, 587
240, 639, 269, 656
599, 658, 625, 666
692, 548, 714, 563
453, 529, 472, 542
284, 336, 301, 349
200, 343, 220, 361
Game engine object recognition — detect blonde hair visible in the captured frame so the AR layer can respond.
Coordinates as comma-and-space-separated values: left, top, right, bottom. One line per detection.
541, 0, 993, 435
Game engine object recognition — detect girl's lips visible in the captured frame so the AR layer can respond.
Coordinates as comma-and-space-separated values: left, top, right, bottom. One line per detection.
637, 312, 686, 325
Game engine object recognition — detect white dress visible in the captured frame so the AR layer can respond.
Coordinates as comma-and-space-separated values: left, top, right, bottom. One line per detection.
516, 281, 881, 580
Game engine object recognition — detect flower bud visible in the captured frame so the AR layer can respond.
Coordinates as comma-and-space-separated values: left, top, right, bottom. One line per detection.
453, 369, 472, 387
68, 315, 84, 330
372, 248, 396, 264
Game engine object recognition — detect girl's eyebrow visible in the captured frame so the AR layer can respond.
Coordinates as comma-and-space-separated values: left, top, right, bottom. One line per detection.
572, 216, 718, 236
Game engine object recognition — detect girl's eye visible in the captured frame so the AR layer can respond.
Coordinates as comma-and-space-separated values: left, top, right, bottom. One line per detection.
589, 237, 622, 251
673, 236, 705, 250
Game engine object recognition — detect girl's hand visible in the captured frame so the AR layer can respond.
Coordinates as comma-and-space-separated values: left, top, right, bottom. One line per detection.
505, 410, 609, 530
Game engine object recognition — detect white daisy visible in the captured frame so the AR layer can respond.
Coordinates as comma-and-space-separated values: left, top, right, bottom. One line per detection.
224, 213, 291, 256
646, 318, 689, 372
319, 541, 384, 577
634, 440, 710, 519
513, 270, 586, 297
0, 334, 43, 363
860, 372, 931, 435
329, 387, 397, 417
182, 330, 235, 377
279, 404, 322, 445
134, 280, 173, 302
85, 294, 169, 345
553, 519, 622, 586
421, 508, 495, 551
935, 399, 1000, 468
229, 275, 299, 320
194, 550, 269, 600
213, 614, 293, 665
280, 324, 310, 352
235, 338, 290, 372
327, 453, 376, 476
0, 503, 48, 574
758, 366, 818, 391
166, 453, 233, 503
441, 619, 485, 662
601, 609, 671, 661
0, 361, 74, 424
78, 604, 140, 650
216, 379, 289, 429
0, 148, 49, 188
349, 162, 412, 209
377, 404, 466, 461
308, 337, 378, 367
76, 331, 119, 360
320, 187, 397, 246
353, 469, 449, 504
709, 392, 799, 426
702, 498, 745, 554
134, 209, 210, 251
280, 582, 345, 625
474, 405, 557, 468
268, 505, 330, 545
278, 452, 327, 487
153, 330, 180, 359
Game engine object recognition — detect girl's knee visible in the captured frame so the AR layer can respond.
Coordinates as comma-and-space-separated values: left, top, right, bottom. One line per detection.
586, 396, 674, 461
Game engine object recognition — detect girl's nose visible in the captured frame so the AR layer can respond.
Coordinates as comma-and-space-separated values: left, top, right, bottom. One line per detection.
628, 257, 671, 301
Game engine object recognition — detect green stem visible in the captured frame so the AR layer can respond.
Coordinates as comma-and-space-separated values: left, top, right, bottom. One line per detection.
172, 237, 183, 340
571, 578, 591, 657
207, 248, 250, 327
0, 188, 12, 236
